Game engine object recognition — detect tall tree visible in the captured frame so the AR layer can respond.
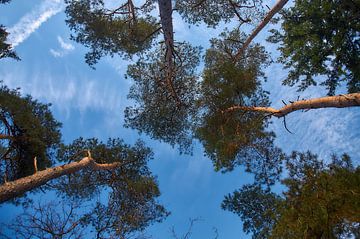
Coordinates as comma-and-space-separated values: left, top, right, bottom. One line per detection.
0, 84, 168, 237
222, 152, 360, 238
52, 137, 169, 238
268, 0, 360, 95
0, 84, 61, 183
126, 29, 285, 184
0, 137, 168, 237
196, 29, 284, 184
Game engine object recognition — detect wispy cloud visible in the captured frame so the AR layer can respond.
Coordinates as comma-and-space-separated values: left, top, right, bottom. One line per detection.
7, 0, 64, 47
50, 36, 75, 57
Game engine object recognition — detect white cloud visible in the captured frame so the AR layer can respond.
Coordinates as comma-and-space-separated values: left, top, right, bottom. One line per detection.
50, 36, 75, 57
49, 48, 63, 57
58, 36, 74, 51
0, 66, 129, 119
7, 0, 64, 47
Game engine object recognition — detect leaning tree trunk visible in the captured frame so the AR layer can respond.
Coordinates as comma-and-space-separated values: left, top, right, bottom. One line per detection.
158, 0, 181, 105
223, 93, 360, 117
0, 157, 121, 203
233, 0, 289, 61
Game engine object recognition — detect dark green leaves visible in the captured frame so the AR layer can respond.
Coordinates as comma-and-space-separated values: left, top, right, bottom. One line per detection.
0, 26, 19, 60
0, 84, 61, 182
223, 153, 360, 238
196, 29, 283, 185
1, 1, 19, 60
65, 0, 160, 66
54, 137, 169, 237
125, 42, 202, 154
175, 0, 264, 27
268, 0, 360, 94
222, 184, 282, 239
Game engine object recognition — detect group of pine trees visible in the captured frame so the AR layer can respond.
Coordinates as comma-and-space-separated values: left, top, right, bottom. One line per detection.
0, 0, 359, 238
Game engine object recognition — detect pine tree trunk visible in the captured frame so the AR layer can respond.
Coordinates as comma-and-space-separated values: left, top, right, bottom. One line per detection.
224, 93, 360, 117
234, 0, 289, 60
158, 0, 182, 105
158, 0, 174, 54
0, 157, 121, 203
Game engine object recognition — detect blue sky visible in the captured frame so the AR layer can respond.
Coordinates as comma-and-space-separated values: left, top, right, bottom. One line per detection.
0, 0, 359, 238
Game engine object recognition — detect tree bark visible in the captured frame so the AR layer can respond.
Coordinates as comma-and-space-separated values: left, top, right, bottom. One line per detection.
158, 0, 182, 105
158, 0, 174, 55
223, 93, 360, 117
0, 157, 121, 203
233, 0, 289, 61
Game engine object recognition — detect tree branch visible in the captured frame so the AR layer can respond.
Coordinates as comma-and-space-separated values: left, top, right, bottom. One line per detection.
0, 156, 126, 203
233, 0, 289, 61
223, 93, 360, 118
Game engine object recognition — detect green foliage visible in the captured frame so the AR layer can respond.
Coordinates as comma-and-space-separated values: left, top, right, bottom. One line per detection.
125, 29, 284, 183
222, 184, 282, 239
175, 0, 264, 27
223, 152, 360, 238
272, 152, 360, 239
125, 42, 201, 154
0, 84, 168, 236
196, 29, 283, 184
0, 25, 19, 60
268, 0, 360, 95
65, 0, 160, 66
54, 137, 169, 237
1, 0, 19, 60
0, 84, 61, 182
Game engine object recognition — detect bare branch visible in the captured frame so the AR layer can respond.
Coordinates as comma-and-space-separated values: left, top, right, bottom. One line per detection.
223, 93, 360, 118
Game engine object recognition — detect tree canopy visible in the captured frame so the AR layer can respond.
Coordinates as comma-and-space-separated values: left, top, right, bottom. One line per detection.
175, 0, 265, 27
124, 42, 201, 153
0, 85, 168, 237
0, 0, 19, 60
0, 84, 61, 182
65, 0, 160, 66
222, 152, 360, 238
64, 0, 360, 169
53, 137, 169, 238
195, 29, 284, 185
1, 0, 360, 237
268, 0, 360, 95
